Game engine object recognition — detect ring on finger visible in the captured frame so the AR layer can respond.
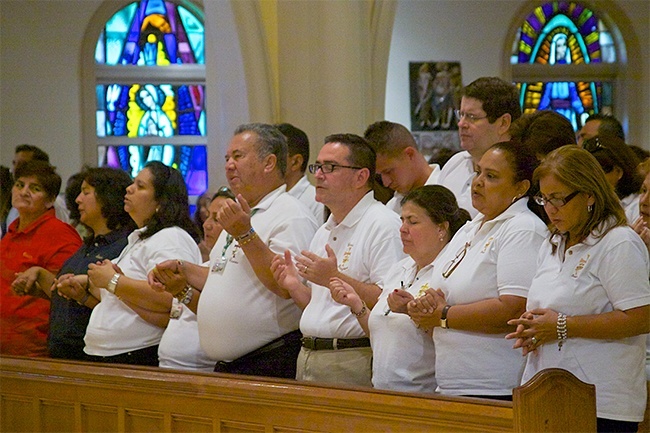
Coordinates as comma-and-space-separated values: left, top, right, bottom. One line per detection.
531, 336, 538, 345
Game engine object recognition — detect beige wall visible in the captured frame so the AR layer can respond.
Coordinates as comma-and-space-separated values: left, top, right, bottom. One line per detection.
1, 0, 648, 191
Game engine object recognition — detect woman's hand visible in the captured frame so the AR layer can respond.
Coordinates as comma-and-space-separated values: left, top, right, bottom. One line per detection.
506, 308, 559, 355
87, 259, 119, 289
407, 288, 445, 331
55, 273, 89, 303
148, 260, 186, 296
11, 267, 43, 297
632, 217, 650, 251
387, 288, 415, 314
329, 277, 363, 312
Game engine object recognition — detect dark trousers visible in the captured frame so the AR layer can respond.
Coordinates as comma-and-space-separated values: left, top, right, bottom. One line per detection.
85, 345, 159, 366
214, 330, 301, 379
596, 418, 638, 433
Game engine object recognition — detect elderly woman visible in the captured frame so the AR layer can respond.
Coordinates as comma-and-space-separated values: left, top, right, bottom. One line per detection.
407, 140, 548, 399
58, 161, 201, 366
155, 186, 235, 372
0, 161, 82, 356
507, 146, 650, 433
583, 135, 642, 223
327, 185, 470, 392
12, 167, 134, 360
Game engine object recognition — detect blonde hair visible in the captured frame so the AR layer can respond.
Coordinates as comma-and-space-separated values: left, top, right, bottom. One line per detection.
534, 146, 626, 246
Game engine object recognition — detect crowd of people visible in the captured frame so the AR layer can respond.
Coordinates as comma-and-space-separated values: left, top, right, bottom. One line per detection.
1, 76, 649, 433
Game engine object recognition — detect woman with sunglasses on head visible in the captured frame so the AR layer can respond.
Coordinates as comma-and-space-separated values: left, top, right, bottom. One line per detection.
57, 161, 202, 366
507, 146, 650, 433
155, 186, 235, 372
407, 140, 548, 399
583, 134, 642, 224
328, 185, 470, 392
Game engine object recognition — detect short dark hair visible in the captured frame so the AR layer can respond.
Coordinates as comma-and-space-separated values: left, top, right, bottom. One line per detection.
65, 171, 86, 224
509, 110, 577, 157
139, 161, 200, 242
462, 77, 521, 124
401, 185, 471, 239
82, 167, 135, 233
364, 121, 418, 158
212, 186, 236, 202
276, 123, 310, 173
324, 133, 376, 186
585, 113, 625, 141
488, 140, 545, 223
234, 123, 288, 176
15, 144, 50, 163
583, 134, 642, 199
14, 160, 61, 201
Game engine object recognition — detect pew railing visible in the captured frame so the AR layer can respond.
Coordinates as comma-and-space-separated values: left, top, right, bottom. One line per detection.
0, 356, 603, 432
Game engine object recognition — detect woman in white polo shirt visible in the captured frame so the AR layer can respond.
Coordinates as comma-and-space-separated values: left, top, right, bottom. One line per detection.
407, 140, 548, 399
329, 185, 470, 392
507, 146, 650, 432
83, 161, 201, 365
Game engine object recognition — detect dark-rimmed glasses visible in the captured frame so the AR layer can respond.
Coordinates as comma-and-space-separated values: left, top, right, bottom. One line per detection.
442, 242, 470, 278
533, 191, 580, 209
308, 163, 363, 174
583, 137, 606, 154
454, 110, 488, 123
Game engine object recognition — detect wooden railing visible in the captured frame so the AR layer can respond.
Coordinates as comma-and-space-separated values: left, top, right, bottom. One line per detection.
0, 356, 607, 432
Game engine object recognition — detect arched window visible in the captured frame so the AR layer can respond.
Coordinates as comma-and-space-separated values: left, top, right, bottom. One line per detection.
93, 0, 207, 199
509, 1, 622, 131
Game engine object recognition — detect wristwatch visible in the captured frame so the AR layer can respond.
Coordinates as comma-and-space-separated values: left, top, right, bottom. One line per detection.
107, 273, 121, 295
440, 304, 452, 329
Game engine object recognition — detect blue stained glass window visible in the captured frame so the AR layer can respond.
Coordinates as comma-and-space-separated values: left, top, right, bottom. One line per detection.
511, 2, 616, 130
95, 1, 207, 200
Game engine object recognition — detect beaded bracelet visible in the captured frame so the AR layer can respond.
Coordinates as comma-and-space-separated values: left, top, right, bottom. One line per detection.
238, 232, 259, 246
174, 285, 193, 305
351, 301, 368, 317
557, 312, 567, 351
235, 227, 256, 242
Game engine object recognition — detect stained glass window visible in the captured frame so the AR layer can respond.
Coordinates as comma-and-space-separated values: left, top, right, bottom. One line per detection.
510, 2, 617, 130
94, 0, 207, 199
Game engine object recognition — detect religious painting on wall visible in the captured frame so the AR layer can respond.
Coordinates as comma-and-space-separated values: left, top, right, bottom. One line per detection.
409, 61, 462, 164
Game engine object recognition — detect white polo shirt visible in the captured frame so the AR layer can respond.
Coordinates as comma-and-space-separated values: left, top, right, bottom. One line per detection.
386, 164, 442, 214
437, 151, 478, 218
522, 224, 650, 422
368, 256, 442, 393
198, 186, 318, 361
287, 176, 326, 223
300, 192, 405, 338
431, 199, 548, 396
84, 226, 201, 356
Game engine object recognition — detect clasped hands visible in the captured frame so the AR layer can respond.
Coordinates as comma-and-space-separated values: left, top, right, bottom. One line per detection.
505, 308, 559, 356
148, 260, 187, 297
396, 288, 447, 332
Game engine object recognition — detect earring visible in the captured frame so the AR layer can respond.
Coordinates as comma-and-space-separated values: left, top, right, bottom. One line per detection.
511, 195, 520, 204
588, 204, 593, 212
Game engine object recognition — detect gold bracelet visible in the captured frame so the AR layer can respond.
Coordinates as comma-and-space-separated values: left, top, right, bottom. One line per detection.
350, 301, 368, 317
238, 232, 259, 246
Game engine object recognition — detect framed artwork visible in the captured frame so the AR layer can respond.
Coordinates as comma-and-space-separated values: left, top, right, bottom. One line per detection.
410, 61, 462, 132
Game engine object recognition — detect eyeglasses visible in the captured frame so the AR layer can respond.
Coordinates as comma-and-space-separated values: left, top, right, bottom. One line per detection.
454, 110, 488, 123
583, 137, 606, 154
533, 191, 580, 209
308, 163, 363, 174
442, 242, 470, 278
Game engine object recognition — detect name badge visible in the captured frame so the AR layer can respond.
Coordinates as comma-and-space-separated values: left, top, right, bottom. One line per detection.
211, 257, 227, 274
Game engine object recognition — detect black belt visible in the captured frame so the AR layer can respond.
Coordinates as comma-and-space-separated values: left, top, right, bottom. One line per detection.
300, 336, 370, 351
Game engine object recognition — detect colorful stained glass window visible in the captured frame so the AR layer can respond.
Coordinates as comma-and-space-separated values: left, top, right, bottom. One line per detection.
94, 0, 207, 199
511, 2, 616, 130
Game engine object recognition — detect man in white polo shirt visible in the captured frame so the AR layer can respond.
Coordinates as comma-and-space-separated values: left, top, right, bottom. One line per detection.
151, 123, 318, 378
438, 77, 521, 217
364, 121, 441, 214
271, 133, 404, 386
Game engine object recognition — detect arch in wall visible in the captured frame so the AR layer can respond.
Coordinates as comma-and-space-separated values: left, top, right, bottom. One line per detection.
503, 0, 641, 138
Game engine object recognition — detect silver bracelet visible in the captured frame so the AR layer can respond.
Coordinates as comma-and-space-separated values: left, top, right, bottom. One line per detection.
557, 312, 567, 351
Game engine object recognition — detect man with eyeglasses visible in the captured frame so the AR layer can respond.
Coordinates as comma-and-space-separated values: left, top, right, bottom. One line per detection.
437, 77, 521, 217
363, 121, 441, 214
271, 133, 404, 386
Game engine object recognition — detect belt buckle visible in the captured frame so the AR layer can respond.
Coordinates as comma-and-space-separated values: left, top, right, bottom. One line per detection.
301, 336, 317, 349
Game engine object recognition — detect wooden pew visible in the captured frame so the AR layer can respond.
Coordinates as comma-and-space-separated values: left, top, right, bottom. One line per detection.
0, 356, 598, 432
